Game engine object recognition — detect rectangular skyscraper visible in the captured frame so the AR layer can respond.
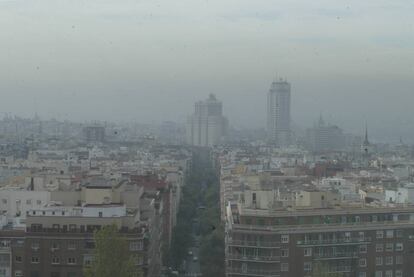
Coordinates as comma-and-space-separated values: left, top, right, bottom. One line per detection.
186, 94, 228, 146
267, 79, 291, 147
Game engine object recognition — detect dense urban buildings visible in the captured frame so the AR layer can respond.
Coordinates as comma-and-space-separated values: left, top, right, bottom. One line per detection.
217, 143, 414, 277
186, 94, 228, 147
267, 79, 292, 148
0, 131, 191, 277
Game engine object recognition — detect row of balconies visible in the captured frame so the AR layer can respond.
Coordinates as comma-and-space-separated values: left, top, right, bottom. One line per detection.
27, 227, 144, 236
226, 267, 280, 277
231, 219, 414, 232
313, 252, 359, 259
227, 239, 280, 248
297, 237, 371, 246
226, 254, 280, 262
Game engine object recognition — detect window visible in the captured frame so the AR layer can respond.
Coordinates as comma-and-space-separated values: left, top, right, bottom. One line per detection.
67, 257, 76, 265
26, 199, 32, 205
31, 256, 40, 263
386, 230, 394, 239
385, 243, 394, 252
68, 241, 76, 250
51, 242, 60, 250
385, 256, 393, 266
359, 231, 364, 241
281, 263, 289, 272
135, 255, 144, 266
396, 230, 403, 238
31, 242, 40, 249
2, 199, 7, 204
376, 244, 384, 252
385, 270, 393, 277
304, 248, 312, 257
69, 224, 77, 231
15, 271, 23, 277
52, 257, 60, 264
241, 263, 247, 273
281, 235, 289, 243
359, 258, 367, 267
359, 245, 367, 253
377, 231, 384, 239
395, 243, 403, 251
376, 257, 383, 266
395, 255, 403, 264
129, 241, 143, 251
15, 256, 22, 263
375, 271, 383, 277
281, 249, 289, 257
304, 262, 312, 272
395, 270, 403, 277
36, 200, 41, 205
359, 273, 367, 277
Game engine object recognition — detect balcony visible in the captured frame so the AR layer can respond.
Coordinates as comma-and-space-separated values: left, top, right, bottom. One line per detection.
297, 237, 371, 246
227, 239, 279, 248
0, 245, 11, 254
314, 252, 359, 260
226, 267, 280, 277
226, 254, 280, 263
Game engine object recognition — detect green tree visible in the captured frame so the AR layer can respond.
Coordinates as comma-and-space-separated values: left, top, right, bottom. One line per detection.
312, 261, 344, 277
199, 227, 225, 277
84, 224, 142, 277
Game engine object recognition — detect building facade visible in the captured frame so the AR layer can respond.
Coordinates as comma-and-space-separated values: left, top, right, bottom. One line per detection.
267, 79, 291, 147
186, 94, 228, 147
306, 116, 346, 153
225, 196, 414, 277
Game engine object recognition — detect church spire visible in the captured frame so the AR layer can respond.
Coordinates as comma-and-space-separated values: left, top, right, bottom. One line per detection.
363, 122, 370, 146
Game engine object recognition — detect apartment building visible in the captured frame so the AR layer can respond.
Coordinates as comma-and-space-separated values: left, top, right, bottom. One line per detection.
225, 190, 414, 277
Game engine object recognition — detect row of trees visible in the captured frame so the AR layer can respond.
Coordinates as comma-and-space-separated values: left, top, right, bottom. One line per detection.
190, 149, 225, 277
81, 149, 223, 277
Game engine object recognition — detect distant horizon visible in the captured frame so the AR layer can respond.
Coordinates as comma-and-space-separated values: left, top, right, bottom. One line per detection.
0, 0, 413, 143
1, 110, 412, 145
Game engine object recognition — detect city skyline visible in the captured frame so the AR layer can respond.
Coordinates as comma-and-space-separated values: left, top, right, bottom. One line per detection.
0, 0, 413, 141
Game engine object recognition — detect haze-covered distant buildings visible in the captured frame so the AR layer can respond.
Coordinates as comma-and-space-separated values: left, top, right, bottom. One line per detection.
305, 116, 346, 152
186, 94, 228, 147
83, 125, 105, 143
267, 79, 291, 148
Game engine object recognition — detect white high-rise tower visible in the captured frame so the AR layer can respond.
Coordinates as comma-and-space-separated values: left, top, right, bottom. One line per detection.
267, 78, 291, 147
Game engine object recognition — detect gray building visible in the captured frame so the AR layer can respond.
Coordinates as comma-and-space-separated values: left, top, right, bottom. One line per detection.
267, 79, 291, 147
306, 116, 346, 153
186, 94, 228, 147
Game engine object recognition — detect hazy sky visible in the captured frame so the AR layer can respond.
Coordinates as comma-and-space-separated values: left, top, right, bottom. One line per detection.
0, 0, 413, 141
